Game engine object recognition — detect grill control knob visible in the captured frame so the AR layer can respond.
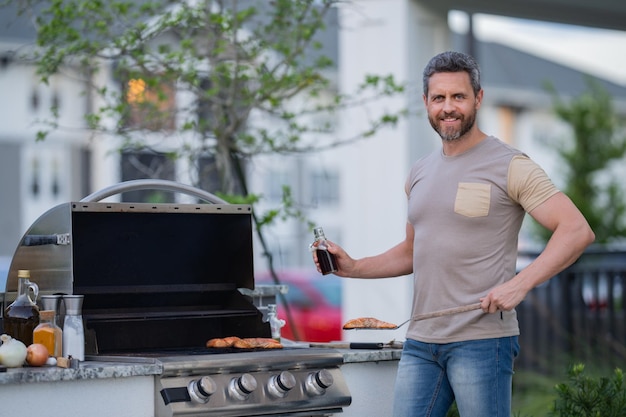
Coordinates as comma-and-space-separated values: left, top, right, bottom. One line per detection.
267, 371, 297, 398
305, 369, 334, 396
229, 373, 258, 400
188, 376, 217, 403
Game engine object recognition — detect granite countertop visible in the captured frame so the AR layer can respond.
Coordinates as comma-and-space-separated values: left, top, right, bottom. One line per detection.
339, 347, 403, 363
300, 340, 404, 364
300, 340, 404, 363
0, 357, 162, 385
0, 345, 399, 385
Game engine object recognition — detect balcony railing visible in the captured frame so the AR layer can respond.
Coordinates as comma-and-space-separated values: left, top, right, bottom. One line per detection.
516, 249, 626, 373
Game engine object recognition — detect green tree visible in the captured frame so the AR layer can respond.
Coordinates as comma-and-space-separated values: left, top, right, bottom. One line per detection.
9, 2, 403, 238
536, 81, 626, 244
11, 0, 402, 206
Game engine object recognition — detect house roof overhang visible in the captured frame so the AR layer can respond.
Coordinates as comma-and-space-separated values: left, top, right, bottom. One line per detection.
423, 0, 626, 32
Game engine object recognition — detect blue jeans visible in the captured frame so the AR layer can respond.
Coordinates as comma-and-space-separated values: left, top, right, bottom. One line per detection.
392, 336, 519, 417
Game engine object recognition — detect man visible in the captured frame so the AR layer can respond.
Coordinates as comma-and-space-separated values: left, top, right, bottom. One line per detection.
312, 51, 595, 417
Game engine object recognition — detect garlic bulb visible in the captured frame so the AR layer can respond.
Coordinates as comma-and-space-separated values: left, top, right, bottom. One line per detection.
0, 334, 28, 367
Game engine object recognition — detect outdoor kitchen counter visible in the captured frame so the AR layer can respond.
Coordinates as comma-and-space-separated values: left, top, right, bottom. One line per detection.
334, 346, 402, 417
0, 348, 399, 417
337, 346, 403, 363
0, 357, 162, 384
0, 359, 161, 417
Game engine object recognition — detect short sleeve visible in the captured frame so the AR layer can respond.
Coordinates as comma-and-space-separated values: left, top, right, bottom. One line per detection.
507, 155, 560, 212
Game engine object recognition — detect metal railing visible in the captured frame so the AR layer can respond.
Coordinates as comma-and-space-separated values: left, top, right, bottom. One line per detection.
516, 249, 626, 373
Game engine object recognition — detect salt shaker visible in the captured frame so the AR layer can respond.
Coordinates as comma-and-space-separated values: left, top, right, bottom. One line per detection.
62, 295, 85, 361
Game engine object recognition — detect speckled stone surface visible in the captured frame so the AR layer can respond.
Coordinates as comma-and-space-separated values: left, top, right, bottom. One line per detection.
0, 358, 162, 385
340, 348, 403, 363
0, 348, 398, 386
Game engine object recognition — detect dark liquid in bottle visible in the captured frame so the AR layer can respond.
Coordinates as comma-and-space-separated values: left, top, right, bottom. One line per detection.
4, 305, 39, 346
317, 249, 338, 275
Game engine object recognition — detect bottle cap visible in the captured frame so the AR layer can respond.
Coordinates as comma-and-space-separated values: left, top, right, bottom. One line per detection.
313, 227, 325, 239
63, 295, 84, 315
40, 295, 62, 312
39, 310, 56, 321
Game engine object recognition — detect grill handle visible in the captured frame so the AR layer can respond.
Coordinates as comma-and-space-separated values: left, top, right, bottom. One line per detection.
23, 234, 71, 246
80, 179, 227, 204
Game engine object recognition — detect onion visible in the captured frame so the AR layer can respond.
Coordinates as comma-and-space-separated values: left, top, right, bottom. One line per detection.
0, 334, 28, 367
26, 343, 49, 367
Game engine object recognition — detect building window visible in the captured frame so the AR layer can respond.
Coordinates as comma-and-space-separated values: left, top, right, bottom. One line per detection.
125, 77, 176, 131
80, 147, 92, 198
120, 151, 175, 202
309, 169, 339, 206
197, 155, 246, 197
198, 155, 221, 196
266, 169, 292, 202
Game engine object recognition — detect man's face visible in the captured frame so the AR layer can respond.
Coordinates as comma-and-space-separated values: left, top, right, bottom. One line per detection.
423, 72, 483, 142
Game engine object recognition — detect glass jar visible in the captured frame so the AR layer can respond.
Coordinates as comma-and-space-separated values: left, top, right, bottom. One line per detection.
33, 309, 63, 357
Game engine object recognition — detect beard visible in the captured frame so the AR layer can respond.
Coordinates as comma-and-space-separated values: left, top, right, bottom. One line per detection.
428, 109, 476, 142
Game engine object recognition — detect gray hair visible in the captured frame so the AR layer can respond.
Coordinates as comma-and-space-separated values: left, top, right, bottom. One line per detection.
422, 51, 481, 97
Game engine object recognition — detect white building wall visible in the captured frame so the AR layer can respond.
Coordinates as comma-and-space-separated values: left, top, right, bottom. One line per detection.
0, 52, 89, 245
334, 0, 451, 342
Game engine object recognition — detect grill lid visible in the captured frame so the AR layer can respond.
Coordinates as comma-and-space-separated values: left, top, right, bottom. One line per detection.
7, 201, 256, 295
72, 201, 255, 291
5, 181, 270, 354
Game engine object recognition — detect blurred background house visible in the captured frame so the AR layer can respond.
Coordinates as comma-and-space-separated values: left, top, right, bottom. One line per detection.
1, 1, 626, 345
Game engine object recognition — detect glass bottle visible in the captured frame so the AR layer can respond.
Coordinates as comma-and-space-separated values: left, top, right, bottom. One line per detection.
4, 270, 40, 346
313, 227, 338, 275
62, 295, 84, 361
266, 304, 285, 342
33, 309, 63, 357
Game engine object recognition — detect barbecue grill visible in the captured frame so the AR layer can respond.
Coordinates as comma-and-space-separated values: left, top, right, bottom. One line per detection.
4, 180, 352, 417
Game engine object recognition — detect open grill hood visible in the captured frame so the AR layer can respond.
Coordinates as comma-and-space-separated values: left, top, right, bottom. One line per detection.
5, 181, 271, 354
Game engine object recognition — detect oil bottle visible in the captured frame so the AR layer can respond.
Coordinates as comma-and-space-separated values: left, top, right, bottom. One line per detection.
4, 270, 40, 346
313, 227, 338, 275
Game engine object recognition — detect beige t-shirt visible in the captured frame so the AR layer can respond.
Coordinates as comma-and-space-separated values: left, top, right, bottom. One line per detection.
404, 136, 558, 343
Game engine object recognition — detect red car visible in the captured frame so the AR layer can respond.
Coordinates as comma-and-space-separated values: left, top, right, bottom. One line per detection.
255, 269, 342, 342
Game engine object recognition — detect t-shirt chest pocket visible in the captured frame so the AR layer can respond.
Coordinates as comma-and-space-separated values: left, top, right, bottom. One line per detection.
454, 182, 491, 217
